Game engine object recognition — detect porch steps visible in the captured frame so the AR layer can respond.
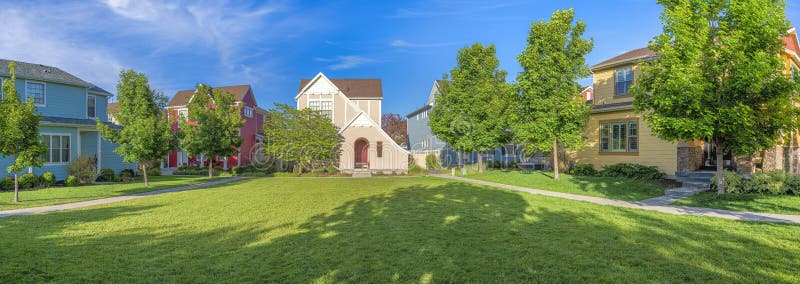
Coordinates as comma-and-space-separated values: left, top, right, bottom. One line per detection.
352, 169, 372, 178
674, 171, 715, 189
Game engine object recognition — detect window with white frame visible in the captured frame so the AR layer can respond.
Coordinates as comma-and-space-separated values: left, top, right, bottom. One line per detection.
600, 120, 638, 153
614, 67, 633, 96
309, 100, 333, 119
41, 135, 70, 164
87, 95, 96, 118
179, 109, 188, 119
26, 81, 45, 105
243, 106, 254, 118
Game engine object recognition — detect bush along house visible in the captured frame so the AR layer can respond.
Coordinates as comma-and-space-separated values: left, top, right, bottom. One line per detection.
297, 73, 409, 175
165, 85, 266, 169
0, 59, 135, 180
574, 28, 800, 177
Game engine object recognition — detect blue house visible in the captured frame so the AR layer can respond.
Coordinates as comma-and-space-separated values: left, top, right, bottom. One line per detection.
0, 59, 135, 180
406, 80, 527, 168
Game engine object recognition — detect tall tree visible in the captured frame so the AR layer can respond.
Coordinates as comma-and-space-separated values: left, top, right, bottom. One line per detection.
429, 43, 512, 173
514, 9, 594, 179
0, 61, 45, 202
632, 0, 800, 193
179, 84, 245, 177
381, 113, 408, 146
97, 70, 178, 187
262, 104, 342, 172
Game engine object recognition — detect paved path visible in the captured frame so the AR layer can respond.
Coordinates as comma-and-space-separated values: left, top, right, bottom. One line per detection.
0, 177, 244, 218
434, 174, 800, 224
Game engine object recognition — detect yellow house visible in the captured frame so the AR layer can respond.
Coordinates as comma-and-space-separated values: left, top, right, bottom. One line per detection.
576, 28, 800, 177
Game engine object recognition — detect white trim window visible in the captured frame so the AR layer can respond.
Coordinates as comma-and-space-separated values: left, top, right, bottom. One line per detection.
26, 81, 45, 106
309, 100, 333, 119
42, 134, 71, 164
614, 67, 633, 96
87, 95, 97, 118
243, 106, 254, 118
600, 120, 638, 153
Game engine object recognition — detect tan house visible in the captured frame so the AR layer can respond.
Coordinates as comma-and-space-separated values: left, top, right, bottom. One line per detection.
576, 28, 800, 177
297, 73, 409, 174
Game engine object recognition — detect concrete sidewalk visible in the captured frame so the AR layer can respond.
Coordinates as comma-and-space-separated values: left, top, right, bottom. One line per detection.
0, 177, 243, 218
434, 174, 800, 224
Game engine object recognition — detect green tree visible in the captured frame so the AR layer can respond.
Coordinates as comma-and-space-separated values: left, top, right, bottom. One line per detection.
179, 84, 245, 177
429, 43, 512, 173
513, 9, 594, 179
97, 70, 178, 187
0, 61, 46, 202
632, 0, 800, 193
262, 104, 342, 173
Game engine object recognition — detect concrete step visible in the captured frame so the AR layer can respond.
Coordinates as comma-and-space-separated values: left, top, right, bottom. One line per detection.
676, 176, 713, 183
682, 181, 711, 189
351, 170, 372, 178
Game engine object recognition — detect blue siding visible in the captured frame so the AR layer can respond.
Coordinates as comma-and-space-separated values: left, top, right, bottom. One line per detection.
101, 139, 136, 174
94, 94, 108, 122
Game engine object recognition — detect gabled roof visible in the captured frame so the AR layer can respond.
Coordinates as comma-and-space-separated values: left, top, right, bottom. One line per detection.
298, 78, 382, 98
168, 84, 252, 107
782, 28, 800, 56
591, 47, 658, 71
0, 59, 93, 88
89, 84, 113, 96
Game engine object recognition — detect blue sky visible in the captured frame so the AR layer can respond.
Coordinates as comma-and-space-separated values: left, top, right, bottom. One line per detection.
2, 0, 798, 115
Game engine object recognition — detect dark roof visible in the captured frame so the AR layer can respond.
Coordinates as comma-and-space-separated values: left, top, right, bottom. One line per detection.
168, 85, 252, 107
41, 116, 123, 130
591, 47, 658, 70
299, 78, 382, 98
406, 104, 432, 118
89, 84, 113, 96
591, 101, 633, 112
0, 59, 91, 87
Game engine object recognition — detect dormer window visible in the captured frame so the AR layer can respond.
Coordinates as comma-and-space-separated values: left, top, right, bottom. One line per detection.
614, 67, 633, 96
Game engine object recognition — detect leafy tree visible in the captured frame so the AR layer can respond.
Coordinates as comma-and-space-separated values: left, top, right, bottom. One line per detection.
263, 104, 342, 172
632, 0, 800, 193
97, 70, 178, 187
429, 43, 512, 173
381, 113, 408, 145
0, 61, 45, 202
178, 84, 245, 177
514, 9, 594, 179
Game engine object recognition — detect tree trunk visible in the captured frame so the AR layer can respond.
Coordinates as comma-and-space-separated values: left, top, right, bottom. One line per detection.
477, 151, 484, 173
553, 139, 560, 179
142, 163, 150, 187
208, 157, 214, 178
13, 172, 20, 203
716, 150, 725, 194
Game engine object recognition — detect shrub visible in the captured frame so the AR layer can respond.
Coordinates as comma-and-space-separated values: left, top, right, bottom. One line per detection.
120, 169, 135, 181
146, 166, 162, 177
99, 169, 117, 182
231, 166, 241, 176
745, 170, 789, 195
1, 176, 15, 190
326, 166, 338, 175
18, 173, 40, 189
573, 164, 598, 176
312, 167, 326, 174
65, 175, 80, 187
711, 170, 746, 194
509, 161, 518, 169
599, 163, 665, 180
41, 172, 56, 187
785, 175, 800, 195
67, 155, 98, 184
425, 154, 441, 170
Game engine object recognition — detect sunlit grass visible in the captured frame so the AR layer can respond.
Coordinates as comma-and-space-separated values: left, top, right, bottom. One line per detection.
0, 177, 797, 282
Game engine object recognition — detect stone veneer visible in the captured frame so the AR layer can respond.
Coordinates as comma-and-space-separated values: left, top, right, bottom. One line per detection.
677, 146, 704, 173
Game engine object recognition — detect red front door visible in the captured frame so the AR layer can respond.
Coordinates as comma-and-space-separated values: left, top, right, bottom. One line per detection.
355, 139, 369, 169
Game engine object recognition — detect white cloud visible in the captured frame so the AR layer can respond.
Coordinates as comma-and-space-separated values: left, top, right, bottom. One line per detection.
391, 40, 456, 48
389, 1, 523, 19
315, 56, 377, 70
0, 7, 125, 91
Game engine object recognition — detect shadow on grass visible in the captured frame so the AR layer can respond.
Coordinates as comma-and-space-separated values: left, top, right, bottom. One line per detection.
676, 192, 800, 215
0, 181, 798, 282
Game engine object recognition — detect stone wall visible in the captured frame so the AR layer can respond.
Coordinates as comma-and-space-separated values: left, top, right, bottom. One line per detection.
677, 146, 704, 173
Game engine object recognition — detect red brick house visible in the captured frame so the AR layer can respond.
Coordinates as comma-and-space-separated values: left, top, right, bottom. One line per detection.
165, 85, 265, 169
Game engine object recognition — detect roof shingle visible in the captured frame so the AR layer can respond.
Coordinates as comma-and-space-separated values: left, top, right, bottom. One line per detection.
591, 47, 657, 70
168, 85, 252, 107
298, 78, 382, 98
0, 59, 91, 88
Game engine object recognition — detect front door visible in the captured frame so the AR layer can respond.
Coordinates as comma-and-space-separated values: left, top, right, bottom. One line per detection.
355, 139, 369, 169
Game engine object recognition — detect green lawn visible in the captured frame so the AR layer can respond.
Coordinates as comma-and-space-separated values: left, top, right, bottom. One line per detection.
465, 170, 666, 201
0, 177, 798, 282
0, 176, 219, 210
674, 191, 800, 215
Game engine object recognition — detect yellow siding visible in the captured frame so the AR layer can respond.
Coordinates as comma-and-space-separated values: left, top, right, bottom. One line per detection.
575, 109, 678, 175
591, 64, 640, 106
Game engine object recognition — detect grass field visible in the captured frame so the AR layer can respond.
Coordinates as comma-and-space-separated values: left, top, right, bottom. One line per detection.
0, 176, 219, 210
465, 170, 666, 201
0, 177, 798, 282
674, 191, 800, 215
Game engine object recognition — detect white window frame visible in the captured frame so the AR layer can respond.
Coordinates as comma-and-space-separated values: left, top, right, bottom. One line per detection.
243, 106, 254, 118
308, 99, 334, 120
41, 133, 72, 165
25, 80, 46, 106
87, 94, 97, 119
